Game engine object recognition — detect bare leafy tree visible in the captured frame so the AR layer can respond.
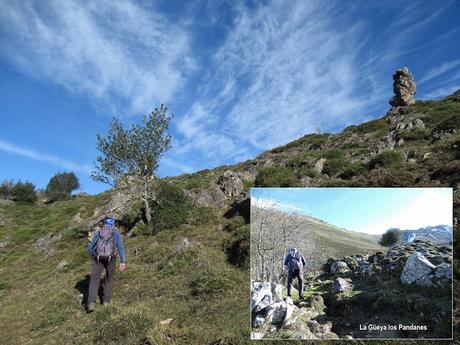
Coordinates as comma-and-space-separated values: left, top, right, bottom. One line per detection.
91, 105, 172, 222
251, 201, 315, 283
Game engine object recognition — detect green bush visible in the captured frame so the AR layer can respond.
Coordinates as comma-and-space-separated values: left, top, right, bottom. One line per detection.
11, 181, 37, 203
399, 127, 429, 141
369, 151, 404, 170
432, 113, 460, 134
45, 172, 80, 201
254, 167, 299, 187
188, 205, 219, 226
0, 179, 14, 199
339, 162, 367, 179
150, 181, 192, 233
322, 158, 348, 176
379, 228, 402, 246
189, 267, 234, 296
296, 166, 317, 178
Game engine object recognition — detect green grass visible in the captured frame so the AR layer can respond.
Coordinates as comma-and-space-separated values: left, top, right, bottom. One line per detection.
0, 195, 251, 345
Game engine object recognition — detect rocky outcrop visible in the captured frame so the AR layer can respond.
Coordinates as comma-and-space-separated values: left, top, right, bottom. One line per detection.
400, 251, 436, 285
218, 170, 244, 197
251, 281, 338, 339
389, 67, 416, 107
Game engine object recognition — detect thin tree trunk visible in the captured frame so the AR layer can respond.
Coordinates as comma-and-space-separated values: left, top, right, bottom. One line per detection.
143, 198, 151, 223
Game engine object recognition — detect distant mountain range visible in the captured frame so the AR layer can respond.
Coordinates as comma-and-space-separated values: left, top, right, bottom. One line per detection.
401, 225, 452, 244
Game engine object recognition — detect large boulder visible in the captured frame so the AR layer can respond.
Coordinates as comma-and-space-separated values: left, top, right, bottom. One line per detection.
389, 67, 416, 107
251, 282, 272, 312
251, 281, 284, 313
434, 262, 452, 280
218, 170, 244, 197
330, 261, 349, 275
400, 252, 436, 285
331, 277, 353, 294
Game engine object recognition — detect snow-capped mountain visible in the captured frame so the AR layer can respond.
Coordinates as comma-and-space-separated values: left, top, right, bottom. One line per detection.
401, 225, 452, 244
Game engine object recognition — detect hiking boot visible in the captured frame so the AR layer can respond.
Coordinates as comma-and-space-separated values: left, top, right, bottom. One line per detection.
87, 302, 95, 313
103, 301, 111, 306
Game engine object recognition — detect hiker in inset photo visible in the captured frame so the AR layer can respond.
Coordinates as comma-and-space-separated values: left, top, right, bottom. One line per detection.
87, 217, 126, 312
284, 246, 306, 299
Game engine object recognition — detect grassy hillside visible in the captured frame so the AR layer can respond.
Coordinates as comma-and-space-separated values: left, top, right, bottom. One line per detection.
0, 197, 249, 344
1, 90, 459, 344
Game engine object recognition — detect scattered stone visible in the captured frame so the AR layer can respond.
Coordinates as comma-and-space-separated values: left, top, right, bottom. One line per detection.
331, 278, 353, 294
75, 293, 84, 305
159, 318, 174, 326
34, 233, 62, 251
389, 67, 416, 107
176, 238, 194, 251
400, 252, 435, 285
57, 259, 69, 271
251, 332, 264, 340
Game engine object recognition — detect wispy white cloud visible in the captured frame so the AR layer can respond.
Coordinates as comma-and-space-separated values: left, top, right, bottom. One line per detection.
0, 0, 194, 115
252, 197, 302, 214
174, 0, 453, 163
0, 139, 91, 173
419, 59, 460, 84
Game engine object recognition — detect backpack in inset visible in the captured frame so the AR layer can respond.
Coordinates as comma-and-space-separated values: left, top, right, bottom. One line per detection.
288, 254, 303, 272
95, 227, 117, 261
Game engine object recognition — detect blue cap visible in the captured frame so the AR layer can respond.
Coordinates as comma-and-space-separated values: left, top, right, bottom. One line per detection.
104, 218, 115, 226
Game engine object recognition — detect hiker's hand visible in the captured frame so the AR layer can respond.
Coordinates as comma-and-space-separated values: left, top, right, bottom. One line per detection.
119, 263, 126, 272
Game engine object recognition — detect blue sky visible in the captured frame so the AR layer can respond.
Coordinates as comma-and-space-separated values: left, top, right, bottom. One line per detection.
1, 1, 460, 194
251, 188, 453, 234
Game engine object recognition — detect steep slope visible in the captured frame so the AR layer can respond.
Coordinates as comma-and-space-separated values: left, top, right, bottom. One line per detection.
0, 88, 459, 344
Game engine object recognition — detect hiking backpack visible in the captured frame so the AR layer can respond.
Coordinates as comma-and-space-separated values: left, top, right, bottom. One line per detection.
288, 254, 303, 272
95, 227, 117, 261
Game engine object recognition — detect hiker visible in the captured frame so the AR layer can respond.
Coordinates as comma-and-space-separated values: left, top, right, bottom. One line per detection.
284, 246, 306, 299
86, 217, 126, 312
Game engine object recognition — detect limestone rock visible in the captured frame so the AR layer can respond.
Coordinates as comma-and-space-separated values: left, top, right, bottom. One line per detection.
331, 277, 353, 294
253, 314, 265, 328
218, 170, 244, 197
254, 294, 272, 313
389, 67, 416, 107
251, 282, 272, 312
267, 302, 287, 325
434, 262, 452, 279
330, 261, 349, 275
283, 297, 295, 324
34, 233, 62, 251
400, 252, 435, 285
314, 158, 326, 174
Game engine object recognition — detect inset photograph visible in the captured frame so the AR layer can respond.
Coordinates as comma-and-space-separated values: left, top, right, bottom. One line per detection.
250, 188, 453, 340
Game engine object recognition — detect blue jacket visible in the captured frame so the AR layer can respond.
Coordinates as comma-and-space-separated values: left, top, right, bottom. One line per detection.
89, 228, 126, 263
284, 253, 306, 269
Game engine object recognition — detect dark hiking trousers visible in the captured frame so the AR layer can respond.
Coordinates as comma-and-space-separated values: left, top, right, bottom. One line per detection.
88, 257, 116, 304
287, 269, 304, 298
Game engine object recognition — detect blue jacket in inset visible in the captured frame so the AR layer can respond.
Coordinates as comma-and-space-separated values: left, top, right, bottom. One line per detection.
88, 228, 126, 263
284, 253, 306, 269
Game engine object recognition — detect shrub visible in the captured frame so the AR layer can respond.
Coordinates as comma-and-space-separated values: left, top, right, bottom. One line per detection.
254, 167, 299, 187
339, 162, 367, 179
150, 181, 192, 233
45, 172, 80, 201
379, 228, 402, 246
399, 127, 429, 141
322, 158, 348, 176
11, 180, 37, 203
0, 179, 14, 199
369, 151, 404, 170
